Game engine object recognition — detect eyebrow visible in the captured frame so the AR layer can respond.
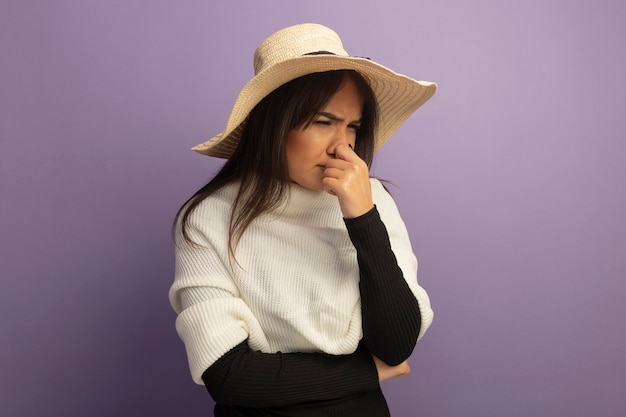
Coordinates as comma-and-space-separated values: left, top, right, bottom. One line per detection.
316, 111, 362, 125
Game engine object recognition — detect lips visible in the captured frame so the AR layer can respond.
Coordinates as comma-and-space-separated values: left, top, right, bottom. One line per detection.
317, 159, 332, 169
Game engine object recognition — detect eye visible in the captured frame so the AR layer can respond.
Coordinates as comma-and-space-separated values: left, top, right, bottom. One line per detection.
348, 123, 361, 131
314, 119, 331, 126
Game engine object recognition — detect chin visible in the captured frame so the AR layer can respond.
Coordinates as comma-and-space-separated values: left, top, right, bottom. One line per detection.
292, 179, 324, 192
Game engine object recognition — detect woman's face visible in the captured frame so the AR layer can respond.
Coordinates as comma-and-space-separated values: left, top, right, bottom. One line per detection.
286, 78, 364, 191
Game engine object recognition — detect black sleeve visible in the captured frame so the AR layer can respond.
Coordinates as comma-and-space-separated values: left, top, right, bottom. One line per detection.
344, 206, 421, 365
202, 341, 379, 408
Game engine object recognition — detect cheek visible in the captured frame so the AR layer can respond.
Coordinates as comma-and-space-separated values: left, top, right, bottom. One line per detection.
286, 138, 299, 167
287, 133, 312, 163
286, 133, 308, 178
286, 148, 298, 178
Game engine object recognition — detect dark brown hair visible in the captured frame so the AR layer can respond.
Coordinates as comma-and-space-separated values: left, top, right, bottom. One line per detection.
175, 70, 379, 256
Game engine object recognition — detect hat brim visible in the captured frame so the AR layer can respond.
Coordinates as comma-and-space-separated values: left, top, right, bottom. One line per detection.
192, 55, 437, 158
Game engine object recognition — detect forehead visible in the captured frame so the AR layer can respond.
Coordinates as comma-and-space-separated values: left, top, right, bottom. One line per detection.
322, 78, 364, 116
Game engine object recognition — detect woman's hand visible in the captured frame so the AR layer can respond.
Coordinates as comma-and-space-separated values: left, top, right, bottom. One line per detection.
372, 355, 411, 382
322, 144, 374, 218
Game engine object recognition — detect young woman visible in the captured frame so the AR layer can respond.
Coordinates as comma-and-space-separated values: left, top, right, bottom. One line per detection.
170, 23, 437, 416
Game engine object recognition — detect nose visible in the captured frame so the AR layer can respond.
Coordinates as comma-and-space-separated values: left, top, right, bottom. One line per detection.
327, 128, 352, 157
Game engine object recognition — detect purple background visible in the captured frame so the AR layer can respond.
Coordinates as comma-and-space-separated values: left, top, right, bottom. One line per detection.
2, 1, 625, 416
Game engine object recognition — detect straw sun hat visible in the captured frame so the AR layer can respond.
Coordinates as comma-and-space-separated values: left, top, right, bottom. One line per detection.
192, 23, 437, 158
